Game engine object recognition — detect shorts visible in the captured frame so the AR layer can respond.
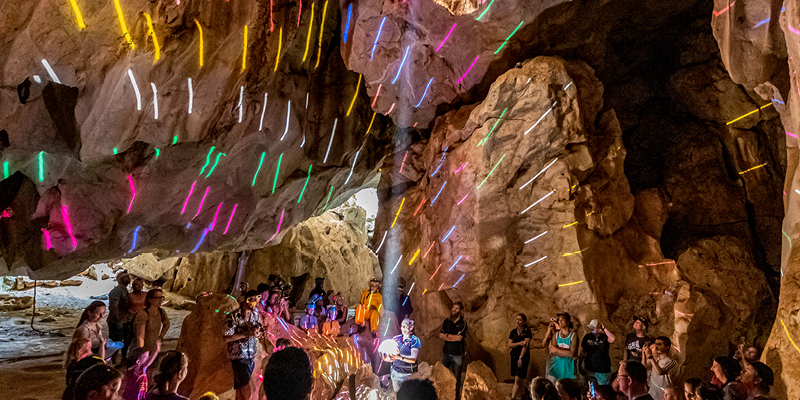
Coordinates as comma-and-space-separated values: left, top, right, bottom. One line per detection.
586, 370, 611, 385
231, 358, 255, 390
510, 355, 529, 379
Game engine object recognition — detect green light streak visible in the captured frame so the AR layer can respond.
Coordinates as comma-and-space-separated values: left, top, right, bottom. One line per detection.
38, 152, 44, 181
323, 186, 334, 210
113, 148, 118, 155
272, 153, 283, 194
477, 154, 506, 189
3, 161, 8, 179
205, 152, 225, 178
199, 146, 216, 176
298, 164, 312, 203
172, 136, 178, 145
494, 21, 524, 54
252, 152, 265, 186
478, 108, 507, 146
155, 148, 161, 157
476, 0, 494, 21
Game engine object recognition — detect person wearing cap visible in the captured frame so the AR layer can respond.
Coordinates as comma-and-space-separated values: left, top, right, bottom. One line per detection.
546, 312, 577, 382
738, 360, 773, 400
624, 316, 653, 362
580, 319, 616, 385
223, 289, 264, 400
321, 306, 341, 336
299, 303, 319, 331
356, 278, 383, 335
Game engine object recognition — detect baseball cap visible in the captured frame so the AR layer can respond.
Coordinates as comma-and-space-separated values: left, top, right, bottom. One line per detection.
556, 311, 571, 321
587, 319, 599, 329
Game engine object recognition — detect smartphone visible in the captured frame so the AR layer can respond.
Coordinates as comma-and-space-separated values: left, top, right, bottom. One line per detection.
589, 382, 596, 399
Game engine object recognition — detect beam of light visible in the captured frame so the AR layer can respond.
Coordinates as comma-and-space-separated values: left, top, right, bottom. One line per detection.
430, 181, 447, 206
2, 161, 8, 179
558, 280, 584, 287
223, 204, 238, 235
430, 150, 448, 176
259, 93, 268, 131
494, 21, 524, 54
375, 231, 388, 252
252, 152, 265, 186
423, 242, 436, 259
638, 260, 676, 268
477, 154, 506, 189
323, 186, 334, 210
112, 0, 135, 49
726, 102, 773, 125
303, 2, 315, 62
42, 229, 52, 250
454, 162, 468, 174
67, 0, 86, 30
413, 197, 426, 216
38, 151, 44, 181
281, 100, 292, 142
347, 74, 362, 116
298, 165, 312, 202
172, 136, 178, 145
372, 84, 382, 107
195, 186, 210, 218
564, 81, 573, 90
452, 274, 466, 288
188, 78, 194, 114
199, 147, 216, 176
128, 225, 141, 253
324, 118, 337, 163
266, 210, 285, 243
241, 25, 248, 73
365, 112, 377, 135
391, 45, 411, 84
195, 19, 204, 68
441, 225, 456, 242
562, 249, 584, 257
390, 256, 403, 273
408, 249, 420, 265
457, 55, 479, 85
738, 162, 767, 175
521, 190, 555, 214
127, 69, 141, 110
519, 158, 558, 189
457, 192, 469, 205
524, 101, 557, 135
399, 151, 409, 173
297, 0, 302, 27
790, 24, 800, 35
301, 133, 306, 147
525, 231, 548, 244
315, 0, 328, 69
438, 283, 444, 291
448, 255, 463, 271
478, 108, 507, 146
429, 263, 442, 280
712, 1, 734, 17
61, 205, 78, 248
272, 153, 283, 194
126, 175, 136, 214
371, 17, 387, 61
755, 18, 770, 27
780, 319, 800, 355
403, 283, 415, 305
150, 83, 159, 119
269, 0, 274, 31
436, 23, 457, 52
191, 228, 209, 253
524, 256, 547, 267
414, 78, 434, 108
562, 221, 578, 229
274, 26, 283, 72
385, 102, 396, 115
344, 150, 359, 185
143, 13, 161, 62
209, 202, 223, 231
343, 4, 352, 43
113, 148, 118, 155
390, 198, 405, 228
238, 86, 244, 123
181, 181, 196, 214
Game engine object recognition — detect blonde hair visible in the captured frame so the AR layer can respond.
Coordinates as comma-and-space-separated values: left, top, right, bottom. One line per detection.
64, 338, 91, 369
198, 392, 219, 400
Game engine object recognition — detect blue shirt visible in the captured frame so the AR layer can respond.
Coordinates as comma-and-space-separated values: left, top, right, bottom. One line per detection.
392, 334, 421, 373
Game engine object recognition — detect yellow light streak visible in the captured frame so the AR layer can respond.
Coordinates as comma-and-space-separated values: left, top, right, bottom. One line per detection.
726, 102, 773, 125
194, 19, 204, 68
303, 2, 315, 62
408, 248, 420, 265
562, 221, 578, 228
780, 318, 800, 354
112, 0, 135, 49
315, 0, 328, 69
241, 25, 248, 73
274, 26, 283, 72
562, 249, 585, 257
143, 13, 161, 63
391, 198, 405, 228
67, 0, 86, 30
365, 112, 376, 135
558, 280, 584, 287
738, 162, 767, 175
347, 74, 362, 117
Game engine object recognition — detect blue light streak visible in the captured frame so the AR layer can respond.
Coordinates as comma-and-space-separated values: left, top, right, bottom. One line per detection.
370, 17, 387, 61
392, 45, 410, 84
128, 225, 141, 253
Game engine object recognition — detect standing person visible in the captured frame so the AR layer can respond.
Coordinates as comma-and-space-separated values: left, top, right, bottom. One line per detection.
548, 312, 577, 382
123, 341, 160, 400
643, 337, 677, 400
73, 301, 109, 360
390, 318, 422, 392
356, 278, 383, 335
624, 317, 652, 362
123, 278, 147, 360
508, 313, 532, 400
108, 273, 131, 346
616, 361, 654, 400
223, 290, 263, 400
134, 289, 170, 356
299, 303, 318, 331
309, 277, 326, 302
144, 351, 189, 400
440, 302, 467, 400
580, 319, 616, 385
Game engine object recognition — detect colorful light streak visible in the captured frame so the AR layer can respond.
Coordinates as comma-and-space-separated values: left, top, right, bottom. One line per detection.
252, 152, 266, 186
42, 229, 52, 250
61, 205, 78, 248
365, 112, 377, 135
128, 225, 141, 253
409, 248, 420, 265
347, 75, 362, 117
195, 19, 204, 67
324, 118, 337, 163
392, 45, 411, 84
371, 84, 383, 107
344, 150, 359, 185
436, 23, 457, 52
524, 256, 547, 267
429, 263, 442, 280
195, 186, 210, 218
238, 86, 244, 123
390, 256, 403, 273
266, 210, 285, 243
112, 0, 135, 49
494, 21, 524, 54
448, 255, 464, 271
454, 162, 468, 174
391, 198, 405, 228
303, 2, 315, 62
67, 0, 86, 30
127, 69, 141, 111
519, 158, 558, 189
343, 4, 352, 43
755, 18, 770, 27
524, 102, 557, 135
403, 283, 415, 304
455, 192, 469, 205
375, 231, 388, 253
430, 181, 447, 206
562, 221, 578, 228
452, 274, 466, 288
323, 187, 334, 210
223, 204, 238, 235
315, 0, 328, 69
423, 242, 436, 259
41, 59, 62, 84
477, 154, 506, 189
191, 228, 209, 253
385, 102, 396, 115
414, 78, 434, 108
399, 151, 409, 173
562, 249, 584, 257
241, 25, 248, 72
726, 102, 773, 125
738, 162, 767, 175
442, 225, 456, 242
181, 181, 196, 214
38, 151, 44, 181
259, 93, 268, 131
457, 56, 479, 85
150, 83, 159, 119
780, 319, 800, 354
273, 154, 283, 194
479, 108, 507, 146
126, 175, 136, 214
413, 197, 426, 216
187, 78, 194, 114
143, 13, 161, 62
113, 148, 118, 155
371, 17, 387, 61
712, 1, 734, 17
2, 161, 8, 179
298, 165, 312, 202
476, 0, 494, 20
521, 190, 555, 214
172, 136, 178, 145
525, 231, 548, 244
274, 27, 283, 72
558, 280, 584, 287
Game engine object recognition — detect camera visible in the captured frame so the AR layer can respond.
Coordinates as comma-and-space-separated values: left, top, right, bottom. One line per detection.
550, 318, 557, 322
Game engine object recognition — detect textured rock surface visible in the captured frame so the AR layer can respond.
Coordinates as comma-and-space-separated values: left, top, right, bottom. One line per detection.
461, 361, 501, 400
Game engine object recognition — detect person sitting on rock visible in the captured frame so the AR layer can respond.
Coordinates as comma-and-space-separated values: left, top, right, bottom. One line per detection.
256, 283, 271, 314
63, 338, 104, 400
738, 360, 773, 400
643, 337, 677, 400
144, 350, 189, 400
224, 290, 263, 400
331, 292, 348, 324
122, 341, 160, 400
134, 289, 169, 357
309, 277, 326, 305
355, 278, 383, 335
624, 316, 652, 362
299, 303, 318, 332
73, 364, 124, 400
73, 301, 111, 360
263, 347, 314, 400
321, 306, 341, 336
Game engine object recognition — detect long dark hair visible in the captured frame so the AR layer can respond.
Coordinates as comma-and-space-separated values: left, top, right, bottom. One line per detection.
154, 351, 188, 393
76, 301, 106, 328
145, 288, 163, 308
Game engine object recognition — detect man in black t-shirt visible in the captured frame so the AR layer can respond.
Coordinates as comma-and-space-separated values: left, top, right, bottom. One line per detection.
624, 316, 652, 362
579, 319, 615, 385
439, 302, 467, 400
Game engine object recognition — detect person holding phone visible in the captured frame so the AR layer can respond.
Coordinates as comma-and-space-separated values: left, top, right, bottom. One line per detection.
580, 319, 616, 385
548, 312, 577, 382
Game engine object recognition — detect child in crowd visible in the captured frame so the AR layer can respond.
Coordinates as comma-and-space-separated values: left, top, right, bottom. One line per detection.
663, 385, 681, 400
321, 306, 341, 336
123, 341, 161, 400
299, 303, 318, 331
684, 377, 702, 399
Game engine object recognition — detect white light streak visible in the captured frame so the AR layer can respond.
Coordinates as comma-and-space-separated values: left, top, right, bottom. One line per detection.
281, 100, 291, 140
238, 85, 244, 123
525, 231, 548, 244
259, 93, 268, 131
519, 158, 558, 190
127, 69, 141, 111
525, 256, 547, 267
524, 102, 556, 135
324, 118, 337, 163
150, 82, 158, 119
41, 59, 61, 84
187, 78, 194, 114
521, 190, 555, 214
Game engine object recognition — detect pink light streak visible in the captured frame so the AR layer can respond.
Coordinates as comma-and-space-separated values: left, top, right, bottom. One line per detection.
372, 84, 382, 107
457, 56, 479, 85
61, 205, 77, 248
297, 0, 302, 27
195, 186, 210, 218
223, 204, 238, 235
457, 192, 469, 205
266, 210, 285, 243
42, 228, 52, 250
210, 202, 223, 231
423, 241, 435, 258
413, 197, 426, 216
385, 102, 396, 115
399, 151, 409, 173
429, 263, 442, 280
712, 1, 734, 17
454, 162, 468, 173
436, 23, 457, 52
787, 131, 798, 139
790, 24, 800, 35
181, 181, 196, 215
126, 175, 136, 214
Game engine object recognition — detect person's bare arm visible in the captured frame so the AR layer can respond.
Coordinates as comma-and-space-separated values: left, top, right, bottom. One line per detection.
158, 308, 170, 340
604, 325, 616, 344
549, 340, 573, 357
570, 334, 578, 358
134, 314, 146, 348
520, 338, 530, 358
145, 341, 161, 367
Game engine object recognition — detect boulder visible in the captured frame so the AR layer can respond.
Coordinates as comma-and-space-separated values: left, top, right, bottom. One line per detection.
430, 362, 457, 400
0, 296, 33, 311
462, 361, 501, 400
